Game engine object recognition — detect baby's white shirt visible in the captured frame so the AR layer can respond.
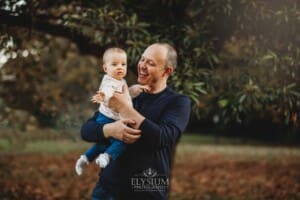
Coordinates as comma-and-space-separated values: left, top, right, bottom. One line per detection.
98, 75, 132, 120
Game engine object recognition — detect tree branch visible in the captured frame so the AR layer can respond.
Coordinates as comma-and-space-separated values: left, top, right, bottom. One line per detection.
0, 9, 105, 57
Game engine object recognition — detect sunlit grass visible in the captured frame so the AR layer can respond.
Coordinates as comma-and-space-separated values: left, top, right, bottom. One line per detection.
0, 139, 90, 154
25, 140, 90, 154
180, 133, 268, 145
176, 143, 300, 159
0, 134, 299, 163
178, 134, 300, 159
0, 139, 10, 150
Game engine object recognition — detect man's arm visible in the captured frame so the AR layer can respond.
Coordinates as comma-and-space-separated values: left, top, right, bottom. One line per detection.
109, 90, 146, 129
83, 90, 190, 148
81, 111, 141, 144
137, 96, 191, 150
81, 111, 108, 143
112, 92, 191, 150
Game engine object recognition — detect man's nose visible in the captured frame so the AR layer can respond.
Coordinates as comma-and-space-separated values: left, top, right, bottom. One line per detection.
139, 61, 146, 69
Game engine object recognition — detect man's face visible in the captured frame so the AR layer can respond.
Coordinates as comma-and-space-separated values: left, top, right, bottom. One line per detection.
137, 45, 167, 87
103, 52, 127, 80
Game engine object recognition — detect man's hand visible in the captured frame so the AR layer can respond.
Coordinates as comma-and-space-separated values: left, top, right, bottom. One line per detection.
107, 86, 131, 113
91, 91, 105, 104
103, 119, 141, 144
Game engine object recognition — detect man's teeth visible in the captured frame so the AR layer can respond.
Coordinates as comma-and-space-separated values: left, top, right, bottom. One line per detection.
139, 73, 147, 76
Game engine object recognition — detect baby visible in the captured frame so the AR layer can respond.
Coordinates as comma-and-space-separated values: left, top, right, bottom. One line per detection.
75, 47, 148, 175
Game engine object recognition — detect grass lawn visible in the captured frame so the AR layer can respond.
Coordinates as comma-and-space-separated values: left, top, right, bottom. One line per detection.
1, 133, 300, 157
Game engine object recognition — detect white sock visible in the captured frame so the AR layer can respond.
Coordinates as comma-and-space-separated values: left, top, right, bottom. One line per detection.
95, 153, 110, 168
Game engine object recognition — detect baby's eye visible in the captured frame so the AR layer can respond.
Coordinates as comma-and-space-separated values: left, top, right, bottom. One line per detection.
148, 61, 155, 66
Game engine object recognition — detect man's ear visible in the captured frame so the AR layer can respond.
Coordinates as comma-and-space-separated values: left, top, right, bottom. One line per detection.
164, 66, 174, 76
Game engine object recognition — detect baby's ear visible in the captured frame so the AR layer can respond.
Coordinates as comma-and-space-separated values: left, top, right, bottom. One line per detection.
103, 65, 107, 72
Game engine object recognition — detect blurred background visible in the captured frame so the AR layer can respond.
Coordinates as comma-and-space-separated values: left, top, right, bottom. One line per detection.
0, 0, 299, 199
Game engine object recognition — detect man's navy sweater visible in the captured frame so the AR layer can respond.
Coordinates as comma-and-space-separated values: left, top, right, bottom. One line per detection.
81, 86, 191, 199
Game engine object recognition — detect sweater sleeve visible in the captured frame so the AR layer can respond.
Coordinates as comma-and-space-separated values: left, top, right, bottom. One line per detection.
137, 95, 191, 150
80, 111, 109, 144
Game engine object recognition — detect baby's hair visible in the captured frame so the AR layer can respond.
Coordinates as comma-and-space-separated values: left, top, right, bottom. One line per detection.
102, 47, 126, 64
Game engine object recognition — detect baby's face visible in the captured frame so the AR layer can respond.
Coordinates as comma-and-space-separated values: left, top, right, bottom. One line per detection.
103, 52, 127, 80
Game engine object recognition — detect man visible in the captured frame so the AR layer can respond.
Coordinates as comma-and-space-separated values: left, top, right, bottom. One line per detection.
81, 43, 191, 200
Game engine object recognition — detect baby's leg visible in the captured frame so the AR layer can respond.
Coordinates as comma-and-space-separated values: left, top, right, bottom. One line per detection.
95, 139, 126, 168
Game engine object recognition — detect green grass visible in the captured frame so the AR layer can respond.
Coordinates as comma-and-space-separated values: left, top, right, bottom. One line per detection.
1, 133, 300, 158
0, 138, 90, 154
180, 133, 265, 145
178, 134, 300, 159
180, 134, 216, 144
177, 143, 300, 159
25, 140, 90, 154
180, 133, 235, 144
0, 139, 11, 150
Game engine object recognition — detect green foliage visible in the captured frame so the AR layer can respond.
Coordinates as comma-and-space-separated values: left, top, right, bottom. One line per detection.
62, 4, 160, 67
170, 66, 208, 118
0, 0, 299, 135
1, 36, 99, 126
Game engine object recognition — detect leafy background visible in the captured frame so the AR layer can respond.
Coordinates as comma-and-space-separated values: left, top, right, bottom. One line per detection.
1, 0, 299, 141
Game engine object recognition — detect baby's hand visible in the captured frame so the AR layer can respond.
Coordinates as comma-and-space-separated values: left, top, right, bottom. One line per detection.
139, 85, 151, 92
129, 84, 151, 98
91, 91, 105, 104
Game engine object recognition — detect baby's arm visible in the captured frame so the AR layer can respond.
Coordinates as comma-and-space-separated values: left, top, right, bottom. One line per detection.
129, 84, 150, 98
91, 91, 105, 104
91, 84, 115, 104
